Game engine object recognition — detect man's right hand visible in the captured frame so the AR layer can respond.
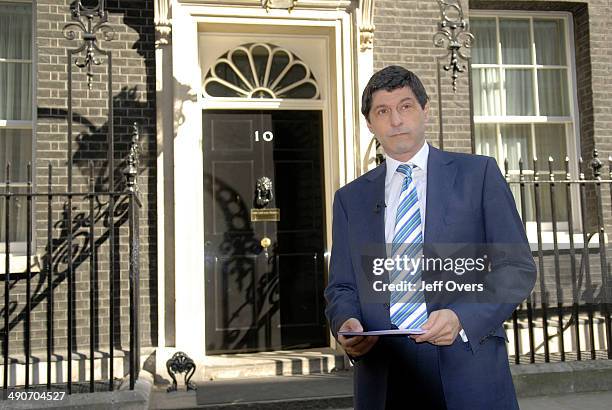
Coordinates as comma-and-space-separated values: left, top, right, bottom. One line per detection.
338, 318, 379, 358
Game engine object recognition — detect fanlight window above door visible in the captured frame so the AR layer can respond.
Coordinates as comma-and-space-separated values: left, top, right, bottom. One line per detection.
203, 43, 320, 99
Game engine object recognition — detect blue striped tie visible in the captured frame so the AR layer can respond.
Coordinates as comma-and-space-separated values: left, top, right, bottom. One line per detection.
389, 164, 428, 329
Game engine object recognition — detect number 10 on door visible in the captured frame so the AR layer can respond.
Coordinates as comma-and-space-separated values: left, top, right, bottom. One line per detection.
254, 131, 273, 142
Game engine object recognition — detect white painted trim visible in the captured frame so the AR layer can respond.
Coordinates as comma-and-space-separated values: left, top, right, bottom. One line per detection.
168, 1, 358, 356
155, 39, 175, 348
171, 2, 206, 359
200, 99, 325, 110
0, 254, 41, 274
202, 42, 321, 99
0, 0, 32, 4
0, 120, 33, 128
356, 5, 375, 173
198, 31, 330, 105
178, 0, 352, 10
474, 116, 573, 124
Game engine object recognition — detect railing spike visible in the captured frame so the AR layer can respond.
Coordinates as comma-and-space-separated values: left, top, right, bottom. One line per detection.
548, 156, 554, 181
504, 157, 509, 180
591, 149, 602, 179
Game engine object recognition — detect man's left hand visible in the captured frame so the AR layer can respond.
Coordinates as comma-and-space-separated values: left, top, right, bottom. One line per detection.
411, 309, 462, 346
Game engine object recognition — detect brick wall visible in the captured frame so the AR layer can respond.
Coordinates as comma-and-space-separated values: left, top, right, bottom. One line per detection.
2, 0, 157, 359
373, 0, 473, 153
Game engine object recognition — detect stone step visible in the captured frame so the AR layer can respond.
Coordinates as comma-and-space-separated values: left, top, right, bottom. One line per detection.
150, 348, 350, 384
194, 372, 353, 409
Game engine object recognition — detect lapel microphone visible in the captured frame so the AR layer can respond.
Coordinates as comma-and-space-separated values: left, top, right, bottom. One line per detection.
374, 201, 386, 214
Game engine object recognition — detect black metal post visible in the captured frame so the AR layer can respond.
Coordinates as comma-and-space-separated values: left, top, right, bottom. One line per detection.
125, 123, 141, 389
547, 158, 565, 361
533, 157, 550, 362
578, 158, 596, 360
3, 163, 10, 397
89, 161, 96, 392
25, 163, 32, 388
46, 164, 54, 388
108, 49, 116, 391
519, 159, 536, 363
564, 157, 580, 360
505, 160, 521, 364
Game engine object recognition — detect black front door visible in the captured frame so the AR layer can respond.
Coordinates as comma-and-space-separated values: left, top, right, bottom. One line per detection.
203, 110, 327, 354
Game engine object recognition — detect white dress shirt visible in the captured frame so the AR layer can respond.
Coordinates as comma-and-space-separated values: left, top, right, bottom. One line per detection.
383, 141, 468, 343
384, 142, 429, 243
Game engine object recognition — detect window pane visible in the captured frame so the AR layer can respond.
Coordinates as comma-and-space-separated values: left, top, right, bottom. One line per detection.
534, 124, 568, 222
505, 69, 534, 116
0, 62, 32, 120
0, 128, 32, 182
534, 124, 567, 170
475, 124, 497, 158
0, 3, 31, 60
231, 50, 255, 89
538, 69, 569, 116
472, 68, 501, 116
0, 186, 27, 243
534, 19, 566, 66
501, 124, 531, 170
471, 18, 497, 64
499, 18, 531, 65
501, 124, 533, 222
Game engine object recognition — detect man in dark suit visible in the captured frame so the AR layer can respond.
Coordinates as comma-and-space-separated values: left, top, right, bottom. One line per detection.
324, 66, 536, 409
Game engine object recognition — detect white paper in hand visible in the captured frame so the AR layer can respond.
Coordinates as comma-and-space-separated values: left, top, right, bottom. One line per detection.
338, 328, 425, 337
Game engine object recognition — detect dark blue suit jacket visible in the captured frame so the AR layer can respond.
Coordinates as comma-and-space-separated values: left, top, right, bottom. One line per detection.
324, 143, 536, 410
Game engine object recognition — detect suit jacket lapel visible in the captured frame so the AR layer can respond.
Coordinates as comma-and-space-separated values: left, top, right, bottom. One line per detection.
364, 161, 386, 245
361, 162, 391, 329
424, 144, 456, 244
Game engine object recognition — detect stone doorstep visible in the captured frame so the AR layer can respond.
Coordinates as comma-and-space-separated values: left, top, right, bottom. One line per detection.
200, 349, 350, 380
148, 347, 350, 387
194, 372, 354, 409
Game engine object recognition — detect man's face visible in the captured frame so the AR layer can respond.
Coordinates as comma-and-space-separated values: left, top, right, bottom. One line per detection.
366, 86, 429, 162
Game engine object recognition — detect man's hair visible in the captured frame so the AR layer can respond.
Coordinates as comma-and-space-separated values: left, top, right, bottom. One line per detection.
361, 65, 429, 121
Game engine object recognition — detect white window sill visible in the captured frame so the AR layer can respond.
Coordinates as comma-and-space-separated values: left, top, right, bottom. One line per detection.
0, 254, 42, 274
527, 231, 607, 252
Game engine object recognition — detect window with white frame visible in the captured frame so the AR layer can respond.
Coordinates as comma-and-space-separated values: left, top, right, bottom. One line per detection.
470, 13, 579, 226
0, 1, 33, 247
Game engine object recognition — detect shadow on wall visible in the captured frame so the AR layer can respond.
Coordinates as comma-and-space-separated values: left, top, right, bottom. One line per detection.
0, 0, 159, 361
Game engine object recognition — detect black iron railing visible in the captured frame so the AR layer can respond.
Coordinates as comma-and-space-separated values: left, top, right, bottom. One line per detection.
1, 138, 141, 395
504, 150, 612, 364
1, 0, 141, 396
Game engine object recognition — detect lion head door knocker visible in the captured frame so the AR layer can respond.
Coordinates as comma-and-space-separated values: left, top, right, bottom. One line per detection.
251, 176, 280, 258
255, 176, 274, 209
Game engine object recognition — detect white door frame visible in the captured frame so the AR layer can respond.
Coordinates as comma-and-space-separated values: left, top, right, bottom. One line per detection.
168, 0, 364, 357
